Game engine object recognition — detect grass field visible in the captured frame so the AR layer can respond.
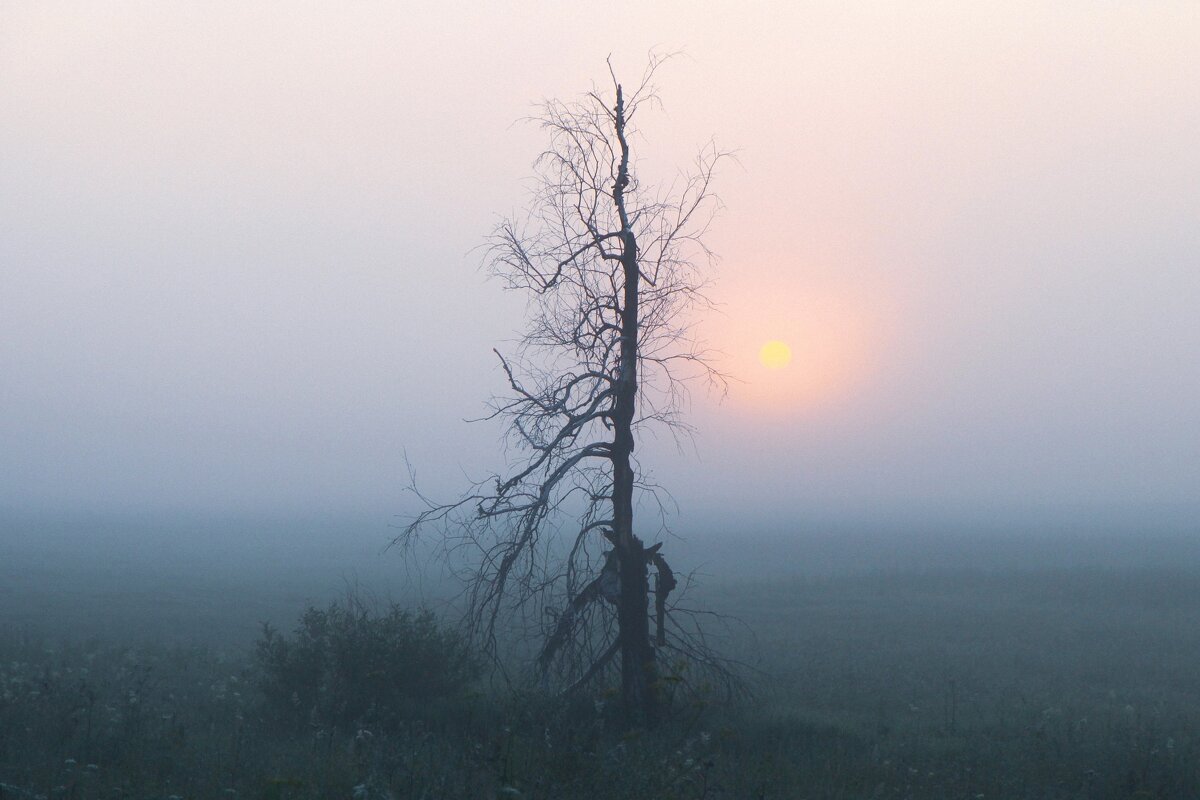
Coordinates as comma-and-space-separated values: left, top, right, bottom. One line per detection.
2, 515, 1198, 798
704, 568, 1200, 798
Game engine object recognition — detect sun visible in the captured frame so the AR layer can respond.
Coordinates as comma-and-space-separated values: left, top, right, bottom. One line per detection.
759, 340, 792, 369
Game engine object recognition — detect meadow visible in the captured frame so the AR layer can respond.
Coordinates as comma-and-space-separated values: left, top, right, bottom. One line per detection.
2, 514, 1198, 799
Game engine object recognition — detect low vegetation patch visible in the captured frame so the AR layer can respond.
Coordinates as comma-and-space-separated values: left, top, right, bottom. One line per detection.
4, 568, 1200, 799
254, 596, 481, 732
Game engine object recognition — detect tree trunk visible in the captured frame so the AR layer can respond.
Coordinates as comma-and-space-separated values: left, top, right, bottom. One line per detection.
612, 335, 657, 727
615, 528, 656, 726
610, 84, 659, 728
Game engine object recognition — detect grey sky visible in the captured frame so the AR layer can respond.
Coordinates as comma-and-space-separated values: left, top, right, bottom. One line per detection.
2, 3, 1197, 531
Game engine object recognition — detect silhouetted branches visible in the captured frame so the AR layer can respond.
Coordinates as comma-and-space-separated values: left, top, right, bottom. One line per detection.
396, 55, 737, 724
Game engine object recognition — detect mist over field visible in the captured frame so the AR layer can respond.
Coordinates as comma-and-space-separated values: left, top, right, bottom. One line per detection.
5, 508, 1200, 797
4, 507, 1199, 644
4, 3, 1200, 798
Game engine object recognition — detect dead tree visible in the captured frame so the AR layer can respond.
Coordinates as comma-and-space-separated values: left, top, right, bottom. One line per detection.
399, 57, 729, 728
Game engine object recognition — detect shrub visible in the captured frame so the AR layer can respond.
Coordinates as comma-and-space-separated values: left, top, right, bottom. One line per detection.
253, 596, 481, 731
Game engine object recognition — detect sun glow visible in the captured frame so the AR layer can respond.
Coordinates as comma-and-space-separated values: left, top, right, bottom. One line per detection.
759, 340, 792, 369
697, 273, 889, 416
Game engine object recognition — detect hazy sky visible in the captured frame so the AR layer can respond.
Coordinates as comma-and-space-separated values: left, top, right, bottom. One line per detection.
2, 3, 1198, 531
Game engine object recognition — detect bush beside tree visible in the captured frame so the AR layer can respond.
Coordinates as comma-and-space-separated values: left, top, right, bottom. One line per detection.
254, 597, 481, 732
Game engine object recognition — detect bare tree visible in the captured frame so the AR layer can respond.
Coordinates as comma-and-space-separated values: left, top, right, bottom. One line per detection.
399, 56, 730, 728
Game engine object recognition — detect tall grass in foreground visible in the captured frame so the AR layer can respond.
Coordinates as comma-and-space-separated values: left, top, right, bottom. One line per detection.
3, 570, 1200, 799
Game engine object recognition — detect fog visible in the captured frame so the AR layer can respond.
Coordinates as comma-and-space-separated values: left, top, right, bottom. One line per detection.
2, 3, 1197, 534
3, 7, 1200, 792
